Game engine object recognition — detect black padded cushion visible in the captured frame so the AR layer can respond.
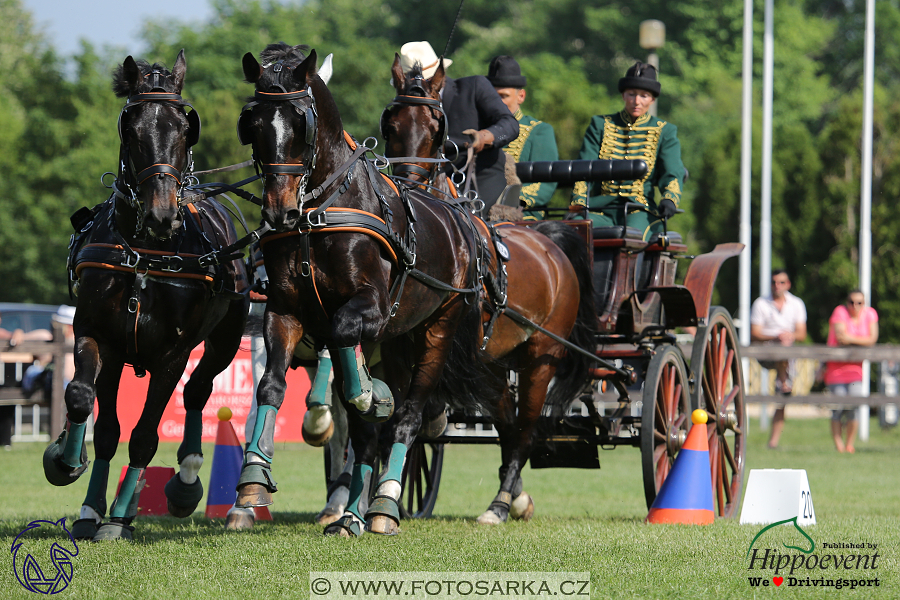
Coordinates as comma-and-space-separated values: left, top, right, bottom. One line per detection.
592, 226, 643, 240
645, 231, 683, 246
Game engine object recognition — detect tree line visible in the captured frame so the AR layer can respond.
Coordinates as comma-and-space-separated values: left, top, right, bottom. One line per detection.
2, 0, 897, 343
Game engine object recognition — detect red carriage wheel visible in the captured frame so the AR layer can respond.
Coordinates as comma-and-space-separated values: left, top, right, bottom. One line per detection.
690, 306, 746, 519
640, 345, 691, 510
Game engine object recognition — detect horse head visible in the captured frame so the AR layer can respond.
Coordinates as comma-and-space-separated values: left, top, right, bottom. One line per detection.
241, 44, 341, 232
382, 56, 448, 185
113, 50, 199, 240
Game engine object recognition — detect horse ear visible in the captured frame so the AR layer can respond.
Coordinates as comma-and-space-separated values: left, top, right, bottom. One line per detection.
391, 53, 405, 93
123, 56, 142, 92
430, 58, 446, 97
294, 49, 318, 86
243, 52, 262, 84
171, 49, 186, 93
319, 53, 334, 85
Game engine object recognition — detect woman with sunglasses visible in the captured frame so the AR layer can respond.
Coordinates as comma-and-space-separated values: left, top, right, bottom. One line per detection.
823, 290, 879, 453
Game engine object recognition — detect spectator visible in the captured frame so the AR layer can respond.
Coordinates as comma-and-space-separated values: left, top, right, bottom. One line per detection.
750, 270, 807, 449
398, 41, 519, 210
824, 290, 878, 453
485, 55, 559, 218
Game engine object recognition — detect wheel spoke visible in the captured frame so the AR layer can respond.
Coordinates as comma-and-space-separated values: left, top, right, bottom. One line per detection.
723, 437, 739, 475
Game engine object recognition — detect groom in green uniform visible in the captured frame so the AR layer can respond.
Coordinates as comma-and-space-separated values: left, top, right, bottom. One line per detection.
487, 55, 559, 219
571, 62, 684, 239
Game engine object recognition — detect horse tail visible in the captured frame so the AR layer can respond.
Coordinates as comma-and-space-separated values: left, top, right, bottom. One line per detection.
532, 221, 597, 412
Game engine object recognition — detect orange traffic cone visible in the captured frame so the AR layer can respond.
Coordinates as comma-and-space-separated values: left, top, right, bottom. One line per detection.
646, 409, 715, 525
205, 407, 271, 521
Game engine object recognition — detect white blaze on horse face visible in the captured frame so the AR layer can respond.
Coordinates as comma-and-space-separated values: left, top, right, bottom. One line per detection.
272, 110, 293, 159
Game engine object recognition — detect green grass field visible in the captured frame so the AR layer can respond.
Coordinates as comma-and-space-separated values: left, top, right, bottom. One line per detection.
1, 416, 897, 599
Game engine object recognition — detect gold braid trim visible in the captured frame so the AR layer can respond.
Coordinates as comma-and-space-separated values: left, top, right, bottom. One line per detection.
503, 112, 541, 162
595, 113, 665, 205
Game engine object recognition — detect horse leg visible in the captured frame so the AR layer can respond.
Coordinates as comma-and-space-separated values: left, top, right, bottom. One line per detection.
301, 349, 335, 446
322, 406, 378, 538
43, 335, 102, 486
316, 394, 351, 525
334, 345, 394, 423
93, 358, 190, 541
477, 364, 548, 525
235, 310, 302, 509
166, 302, 245, 518
71, 352, 124, 540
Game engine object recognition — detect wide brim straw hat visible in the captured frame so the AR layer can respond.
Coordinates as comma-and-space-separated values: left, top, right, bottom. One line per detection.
399, 41, 451, 79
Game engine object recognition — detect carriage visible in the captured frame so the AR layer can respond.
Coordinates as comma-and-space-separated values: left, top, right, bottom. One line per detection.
391, 159, 747, 522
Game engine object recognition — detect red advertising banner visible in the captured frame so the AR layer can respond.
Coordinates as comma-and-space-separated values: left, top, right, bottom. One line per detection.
108, 338, 310, 443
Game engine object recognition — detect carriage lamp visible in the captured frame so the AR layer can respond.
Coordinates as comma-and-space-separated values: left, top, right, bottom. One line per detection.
639, 19, 665, 116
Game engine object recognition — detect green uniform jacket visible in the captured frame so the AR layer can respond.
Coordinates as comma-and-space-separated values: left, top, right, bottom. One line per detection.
502, 109, 559, 211
571, 111, 684, 215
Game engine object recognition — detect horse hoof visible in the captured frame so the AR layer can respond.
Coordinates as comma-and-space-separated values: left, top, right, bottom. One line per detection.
236, 483, 273, 508
164, 474, 203, 518
420, 411, 448, 439
366, 515, 400, 535
324, 515, 364, 538
92, 521, 134, 542
316, 507, 343, 526
71, 518, 99, 541
510, 492, 534, 521
225, 509, 255, 531
42, 431, 88, 487
301, 419, 334, 447
475, 510, 504, 525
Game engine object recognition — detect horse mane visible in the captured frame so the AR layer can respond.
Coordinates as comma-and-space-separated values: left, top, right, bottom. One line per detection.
111, 60, 177, 98
259, 42, 310, 68
403, 63, 429, 97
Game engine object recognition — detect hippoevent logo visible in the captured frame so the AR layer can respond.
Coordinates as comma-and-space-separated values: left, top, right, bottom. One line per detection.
10, 518, 79, 594
746, 517, 880, 590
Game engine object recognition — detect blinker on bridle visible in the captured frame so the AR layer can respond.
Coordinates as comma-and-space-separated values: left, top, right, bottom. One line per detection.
238, 60, 319, 182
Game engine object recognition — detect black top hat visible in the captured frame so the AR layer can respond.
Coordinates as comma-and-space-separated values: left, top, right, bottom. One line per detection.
487, 55, 527, 88
618, 62, 661, 97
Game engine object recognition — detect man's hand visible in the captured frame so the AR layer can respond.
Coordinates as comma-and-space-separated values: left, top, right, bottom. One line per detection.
462, 129, 494, 154
658, 198, 677, 219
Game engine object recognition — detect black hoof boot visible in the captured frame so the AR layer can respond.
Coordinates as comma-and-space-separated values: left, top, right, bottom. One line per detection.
92, 519, 135, 542
43, 429, 89, 487
355, 379, 394, 424
164, 473, 204, 518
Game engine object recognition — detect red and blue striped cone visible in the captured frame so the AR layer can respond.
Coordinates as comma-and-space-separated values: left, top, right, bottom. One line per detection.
646, 409, 715, 525
206, 407, 271, 520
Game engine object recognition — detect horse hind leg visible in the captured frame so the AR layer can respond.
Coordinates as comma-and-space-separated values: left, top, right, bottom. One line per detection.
316, 397, 351, 525
302, 350, 335, 446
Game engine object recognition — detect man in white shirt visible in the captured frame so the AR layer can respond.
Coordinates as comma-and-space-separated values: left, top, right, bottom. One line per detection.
750, 270, 807, 448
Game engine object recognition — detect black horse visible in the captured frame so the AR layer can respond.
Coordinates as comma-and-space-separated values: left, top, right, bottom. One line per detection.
42, 51, 250, 541
234, 43, 595, 536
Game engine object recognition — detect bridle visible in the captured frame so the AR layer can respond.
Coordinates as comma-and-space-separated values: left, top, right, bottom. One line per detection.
237, 60, 319, 205
113, 71, 200, 236
380, 74, 448, 184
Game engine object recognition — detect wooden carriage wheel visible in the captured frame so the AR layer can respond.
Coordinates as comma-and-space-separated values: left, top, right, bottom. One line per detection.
690, 306, 746, 519
640, 345, 691, 510
398, 441, 444, 519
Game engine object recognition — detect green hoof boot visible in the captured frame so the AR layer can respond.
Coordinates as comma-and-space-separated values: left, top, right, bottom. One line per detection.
92, 520, 134, 542
71, 518, 100, 541
164, 473, 203, 518
324, 515, 364, 538
365, 495, 401, 535
42, 430, 88, 487
356, 379, 394, 424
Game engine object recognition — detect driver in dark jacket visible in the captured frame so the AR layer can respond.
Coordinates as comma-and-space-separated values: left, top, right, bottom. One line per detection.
398, 41, 519, 210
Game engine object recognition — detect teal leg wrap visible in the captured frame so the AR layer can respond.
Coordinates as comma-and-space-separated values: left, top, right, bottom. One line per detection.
177, 410, 204, 464
308, 354, 333, 408
381, 442, 408, 485
84, 459, 110, 517
62, 421, 87, 469
246, 405, 277, 463
337, 346, 372, 404
346, 464, 373, 521
110, 466, 144, 519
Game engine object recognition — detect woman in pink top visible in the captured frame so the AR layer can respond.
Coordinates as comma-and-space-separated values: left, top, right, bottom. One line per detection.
824, 290, 879, 453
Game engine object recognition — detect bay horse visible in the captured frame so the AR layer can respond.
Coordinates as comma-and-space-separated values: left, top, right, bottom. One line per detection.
236, 43, 595, 536
43, 51, 250, 541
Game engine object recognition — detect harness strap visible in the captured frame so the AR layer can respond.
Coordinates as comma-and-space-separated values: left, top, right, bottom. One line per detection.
136, 163, 183, 185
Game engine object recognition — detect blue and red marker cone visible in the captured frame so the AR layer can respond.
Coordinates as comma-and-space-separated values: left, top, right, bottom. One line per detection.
206, 407, 271, 520
646, 409, 715, 525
